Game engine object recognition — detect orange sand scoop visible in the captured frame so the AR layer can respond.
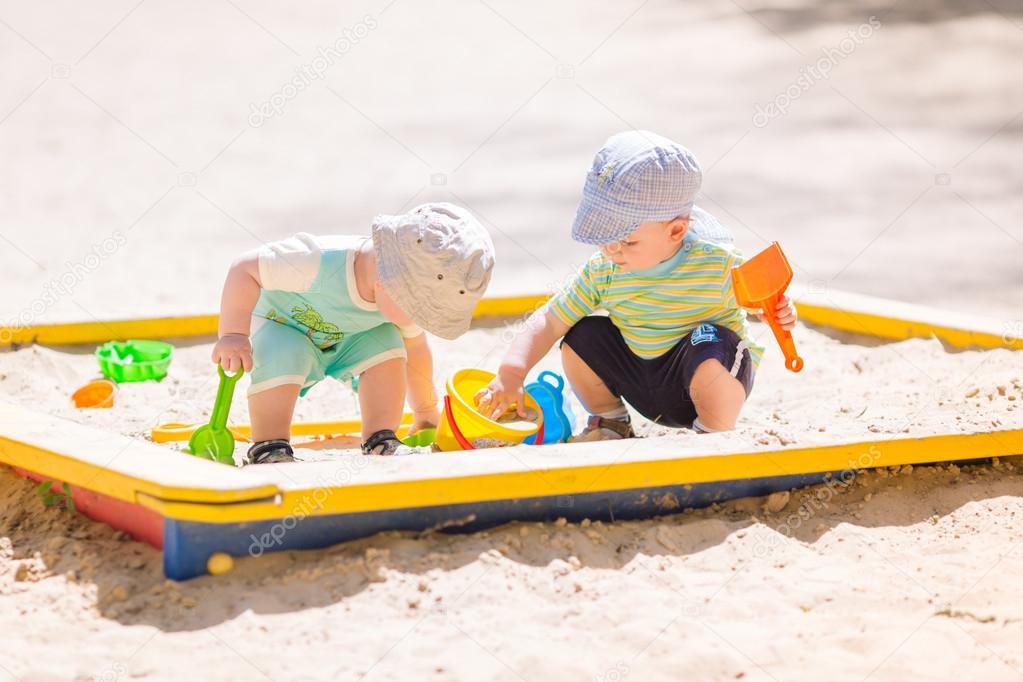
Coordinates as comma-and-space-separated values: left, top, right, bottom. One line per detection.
732, 242, 804, 373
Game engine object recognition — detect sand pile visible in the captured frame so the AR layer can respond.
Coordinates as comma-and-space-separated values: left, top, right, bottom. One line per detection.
1, 322, 1020, 457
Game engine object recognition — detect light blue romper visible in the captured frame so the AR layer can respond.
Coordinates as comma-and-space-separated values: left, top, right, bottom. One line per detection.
247, 235, 411, 397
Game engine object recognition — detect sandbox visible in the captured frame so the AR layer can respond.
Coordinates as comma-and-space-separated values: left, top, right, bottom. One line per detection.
1, 290, 1021, 579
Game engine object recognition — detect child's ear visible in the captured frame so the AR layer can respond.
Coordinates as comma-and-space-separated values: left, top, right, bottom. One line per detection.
669, 217, 689, 242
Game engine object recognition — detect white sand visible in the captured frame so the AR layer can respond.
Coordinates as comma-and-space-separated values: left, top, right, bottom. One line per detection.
3, 446, 1023, 680
2, 325, 1023, 680
2, 0, 1023, 678
2, 323, 1021, 453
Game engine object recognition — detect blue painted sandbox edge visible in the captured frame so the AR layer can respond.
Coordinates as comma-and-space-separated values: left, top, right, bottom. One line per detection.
163, 470, 841, 580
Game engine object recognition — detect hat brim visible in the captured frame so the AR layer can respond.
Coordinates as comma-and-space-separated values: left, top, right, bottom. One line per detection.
570, 202, 640, 246
571, 201, 695, 246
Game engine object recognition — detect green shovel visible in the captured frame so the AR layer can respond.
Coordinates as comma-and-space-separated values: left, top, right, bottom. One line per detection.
188, 365, 243, 465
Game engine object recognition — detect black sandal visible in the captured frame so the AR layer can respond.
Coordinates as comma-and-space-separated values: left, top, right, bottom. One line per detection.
362, 429, 431, 457
247, 439, 296, 464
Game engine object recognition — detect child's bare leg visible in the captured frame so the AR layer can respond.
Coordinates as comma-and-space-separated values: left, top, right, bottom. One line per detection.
248, 383, 302, 442
562, 343, 635, 441
560, 341, 630, 417
689, 359, 746, 431
562, 342, 623, 415
356, 357, 406, 440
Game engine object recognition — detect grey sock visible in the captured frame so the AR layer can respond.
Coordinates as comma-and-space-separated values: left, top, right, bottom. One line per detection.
596, 405, 629, 421
692, 418, 717, 434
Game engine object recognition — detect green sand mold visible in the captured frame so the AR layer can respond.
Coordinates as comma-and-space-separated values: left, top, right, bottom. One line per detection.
96, 340, 173, 383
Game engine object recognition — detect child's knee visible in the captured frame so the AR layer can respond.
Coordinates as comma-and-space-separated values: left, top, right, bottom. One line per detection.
561, 317, 614, 374
561, 339, 602, 386
560, 339, 582, 365
689, 358, 746, 429
359, 355, 406, 378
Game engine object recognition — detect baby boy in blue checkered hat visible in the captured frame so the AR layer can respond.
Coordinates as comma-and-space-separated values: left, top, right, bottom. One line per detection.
476, 130, 797, 439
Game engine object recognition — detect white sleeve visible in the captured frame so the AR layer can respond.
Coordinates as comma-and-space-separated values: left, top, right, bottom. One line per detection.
398, 323, 425, 339
257, 233, 322, 292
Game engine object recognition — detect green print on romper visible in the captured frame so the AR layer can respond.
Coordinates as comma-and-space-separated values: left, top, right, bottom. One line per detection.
252, 236, 394, 356
291, 303, 344, 346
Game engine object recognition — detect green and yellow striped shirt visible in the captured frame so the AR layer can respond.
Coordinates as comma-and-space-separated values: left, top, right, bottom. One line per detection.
547, 239, 764, 366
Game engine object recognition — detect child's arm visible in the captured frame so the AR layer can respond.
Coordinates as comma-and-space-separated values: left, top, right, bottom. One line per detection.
475, 309, 571, 420
404, 332, 440, 431
212, 250, 262, 373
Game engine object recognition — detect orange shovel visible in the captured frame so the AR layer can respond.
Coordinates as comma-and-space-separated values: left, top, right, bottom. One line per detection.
732, 242, 804, 372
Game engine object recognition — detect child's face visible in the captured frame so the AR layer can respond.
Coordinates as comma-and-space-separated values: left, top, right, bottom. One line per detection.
598, 217, 689, 272
374, 282, 413, 326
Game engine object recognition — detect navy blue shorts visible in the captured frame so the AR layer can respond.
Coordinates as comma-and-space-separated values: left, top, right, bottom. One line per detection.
561, 317, 755, 428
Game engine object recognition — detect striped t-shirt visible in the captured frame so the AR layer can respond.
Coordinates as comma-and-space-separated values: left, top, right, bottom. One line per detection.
547, 238, 765, 366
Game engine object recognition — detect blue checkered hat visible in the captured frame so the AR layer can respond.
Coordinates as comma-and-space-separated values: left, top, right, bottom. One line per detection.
571, 130, 731, 245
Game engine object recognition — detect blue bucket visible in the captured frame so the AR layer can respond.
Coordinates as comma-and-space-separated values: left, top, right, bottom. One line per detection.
524, 371, 576, 444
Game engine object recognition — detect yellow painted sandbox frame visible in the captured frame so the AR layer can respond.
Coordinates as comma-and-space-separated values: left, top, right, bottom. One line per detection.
0, 289, 1020, 578
3, 289, 1020, 351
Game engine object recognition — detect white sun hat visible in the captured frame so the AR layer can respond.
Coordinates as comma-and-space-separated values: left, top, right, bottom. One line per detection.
372, 202, 495, 340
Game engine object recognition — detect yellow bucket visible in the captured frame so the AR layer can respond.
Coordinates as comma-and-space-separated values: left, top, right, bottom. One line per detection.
435, 368, 543, 451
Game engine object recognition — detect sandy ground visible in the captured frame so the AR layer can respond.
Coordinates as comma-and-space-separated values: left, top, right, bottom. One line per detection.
2, 322, 1023, 455
3, 439, 1023, 681
2, 324, 1023, 680
3, 0, 1023, 679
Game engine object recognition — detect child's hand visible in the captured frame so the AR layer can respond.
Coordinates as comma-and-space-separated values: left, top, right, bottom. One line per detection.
756, 296, 798, 331
474, 370, 527, 421
212, 333, 253, 373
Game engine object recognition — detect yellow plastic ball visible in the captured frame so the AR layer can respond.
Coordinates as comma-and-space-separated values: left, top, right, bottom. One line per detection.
207, 552, 234, 575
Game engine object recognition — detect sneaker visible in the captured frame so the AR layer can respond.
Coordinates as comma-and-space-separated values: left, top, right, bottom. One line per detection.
570, 416, 636, 443
362, 429, 432, 456
247, 439, 296, 464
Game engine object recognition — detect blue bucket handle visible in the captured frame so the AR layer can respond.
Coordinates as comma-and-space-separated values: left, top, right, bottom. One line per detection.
537, 370, 564, 393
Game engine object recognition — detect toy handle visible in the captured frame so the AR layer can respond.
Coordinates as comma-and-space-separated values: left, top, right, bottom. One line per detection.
779, 335, 804, 372
764, 296, 803, 373
444, 395, 475, 450
210, 366, 244, 429
537, 370, 564, 392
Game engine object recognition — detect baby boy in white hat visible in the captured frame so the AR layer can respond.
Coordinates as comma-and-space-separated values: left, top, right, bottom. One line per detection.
213, 202, 495, 463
